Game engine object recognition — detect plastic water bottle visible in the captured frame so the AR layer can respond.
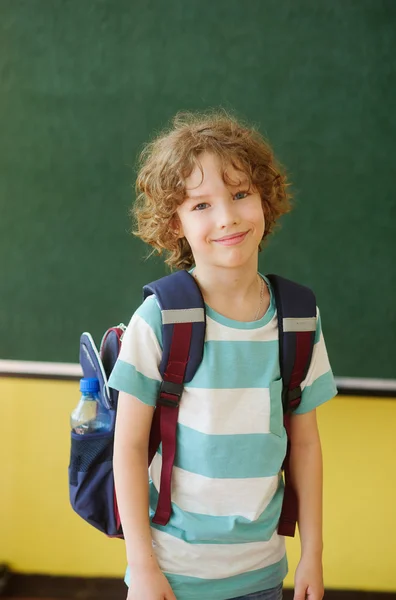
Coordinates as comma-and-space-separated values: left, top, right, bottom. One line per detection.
71, 378, 112, 434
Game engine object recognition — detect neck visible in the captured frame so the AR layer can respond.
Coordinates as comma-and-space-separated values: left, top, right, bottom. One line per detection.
193, 263, 259, 300
192, 259, 268, 322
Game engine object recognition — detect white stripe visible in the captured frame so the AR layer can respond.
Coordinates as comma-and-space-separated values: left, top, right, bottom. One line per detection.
161, 308, 205, 324
150, 454, 280, 520
205, 315, 278, 342
118, 314, 162, 381
302, 332, 330, 389
150, 528, 286, 578
283, 317, 316, 332
178, 387, 272, 435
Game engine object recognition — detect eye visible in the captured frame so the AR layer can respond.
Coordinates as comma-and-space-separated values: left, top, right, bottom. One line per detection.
234, 190, 249, 200
192, 202, 209, 211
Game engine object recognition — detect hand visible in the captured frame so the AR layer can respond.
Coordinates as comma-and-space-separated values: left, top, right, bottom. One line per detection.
127, 563, 177, 600
293, 556, 324, 600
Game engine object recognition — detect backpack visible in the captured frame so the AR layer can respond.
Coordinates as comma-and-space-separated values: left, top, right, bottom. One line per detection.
68, 270, 316, 539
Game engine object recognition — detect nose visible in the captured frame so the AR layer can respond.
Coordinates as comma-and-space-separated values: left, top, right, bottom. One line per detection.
215, 194, 241, 229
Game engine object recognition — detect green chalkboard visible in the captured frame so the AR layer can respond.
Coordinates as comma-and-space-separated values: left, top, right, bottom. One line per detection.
1, 0, 395, 378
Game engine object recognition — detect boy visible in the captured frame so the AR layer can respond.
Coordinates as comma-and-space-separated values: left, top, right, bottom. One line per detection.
108, 110, 338, 600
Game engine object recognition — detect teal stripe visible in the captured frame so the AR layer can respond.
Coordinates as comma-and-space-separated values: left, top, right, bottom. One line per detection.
108, 359, 159, 406
314, 311, 322, 344
135, 295, 163, 349
149, 478, 284, 543
125, 555, 288, 599
158, 423, 287, 478
188, 340, 280, 389
295, 370, 338, 414
269, 379, 283, 437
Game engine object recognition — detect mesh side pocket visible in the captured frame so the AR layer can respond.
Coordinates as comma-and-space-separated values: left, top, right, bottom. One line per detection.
68, 430, 119, 535
69, 432, 113, 486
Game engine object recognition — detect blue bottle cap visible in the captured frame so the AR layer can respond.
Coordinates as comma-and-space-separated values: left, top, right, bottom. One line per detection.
80, 377, 100, 393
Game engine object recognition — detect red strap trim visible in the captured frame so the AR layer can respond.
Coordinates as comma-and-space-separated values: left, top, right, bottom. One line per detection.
114, 487, 122, 533
288, 331, 312, 408
151, 404, 179, 525
152, 322, 192, 526
100, 326, 124, 354
278, 412, 298, 537
278, 331, 313, 537
160, 392, 181, 404
164, 322, 193, 385
148, 407, 161, 465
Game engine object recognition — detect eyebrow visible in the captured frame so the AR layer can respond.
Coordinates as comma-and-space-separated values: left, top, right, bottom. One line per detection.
185, 181, 251, 202
185, 194, 211, 201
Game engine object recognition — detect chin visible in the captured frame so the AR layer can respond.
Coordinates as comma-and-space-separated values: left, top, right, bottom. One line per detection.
216, 255, 256, 270
225, 246, 258, 264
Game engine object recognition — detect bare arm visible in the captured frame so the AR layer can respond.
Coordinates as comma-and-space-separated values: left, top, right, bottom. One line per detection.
289, 409, 324, 600
113, 391, 177, 599
113, 390, 157, 568
289, 408, 323, 556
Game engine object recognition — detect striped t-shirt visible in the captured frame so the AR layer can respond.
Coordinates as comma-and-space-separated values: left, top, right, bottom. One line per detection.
108, 275, 338, 600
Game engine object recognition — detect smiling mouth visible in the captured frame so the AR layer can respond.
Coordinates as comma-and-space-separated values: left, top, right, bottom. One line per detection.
213, 231, 249, 246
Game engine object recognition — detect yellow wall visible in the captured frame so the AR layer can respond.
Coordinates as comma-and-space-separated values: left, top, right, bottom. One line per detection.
1, 378, 395, 591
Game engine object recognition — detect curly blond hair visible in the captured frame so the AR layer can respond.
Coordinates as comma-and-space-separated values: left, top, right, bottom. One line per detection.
133, 109, 292, 269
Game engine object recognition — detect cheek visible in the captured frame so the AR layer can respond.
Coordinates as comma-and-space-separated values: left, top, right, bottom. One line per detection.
190, 221, 211, 245
250, 206, 265, 240
246, 202, 265, 228
178, 216, 206, 247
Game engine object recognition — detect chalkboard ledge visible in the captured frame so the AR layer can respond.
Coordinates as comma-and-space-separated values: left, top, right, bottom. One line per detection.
1, 360, 396, 398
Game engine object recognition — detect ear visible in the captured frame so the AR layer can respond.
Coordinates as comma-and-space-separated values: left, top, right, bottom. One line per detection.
170, 215, 184, 239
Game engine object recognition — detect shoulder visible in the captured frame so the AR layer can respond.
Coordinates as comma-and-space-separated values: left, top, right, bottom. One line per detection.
135, 294, 161, 324
124, 295, 163, 350
314, 307, 322, 343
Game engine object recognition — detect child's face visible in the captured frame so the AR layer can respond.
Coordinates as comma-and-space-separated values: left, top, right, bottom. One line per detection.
176, 151, 265, 272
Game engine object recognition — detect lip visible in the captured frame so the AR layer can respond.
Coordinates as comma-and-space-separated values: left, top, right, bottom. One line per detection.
213, 231, 249, 246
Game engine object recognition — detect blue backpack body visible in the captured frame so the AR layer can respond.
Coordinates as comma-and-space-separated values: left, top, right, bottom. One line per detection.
68, 270, 317, 538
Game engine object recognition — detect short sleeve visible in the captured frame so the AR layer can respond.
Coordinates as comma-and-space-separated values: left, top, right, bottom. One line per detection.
108, 295, 163, 407
293, 307, 338, 414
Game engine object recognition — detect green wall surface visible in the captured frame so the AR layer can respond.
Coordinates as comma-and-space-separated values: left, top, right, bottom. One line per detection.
1, 0, 395, 378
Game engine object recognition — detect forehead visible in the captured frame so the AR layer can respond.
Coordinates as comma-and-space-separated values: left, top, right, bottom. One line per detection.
184, 151, 250, 191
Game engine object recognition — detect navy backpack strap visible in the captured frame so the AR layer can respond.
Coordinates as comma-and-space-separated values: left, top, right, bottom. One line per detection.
266, 274, 317, 537
144, 270, 206, 383
143, 270, 206, 526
